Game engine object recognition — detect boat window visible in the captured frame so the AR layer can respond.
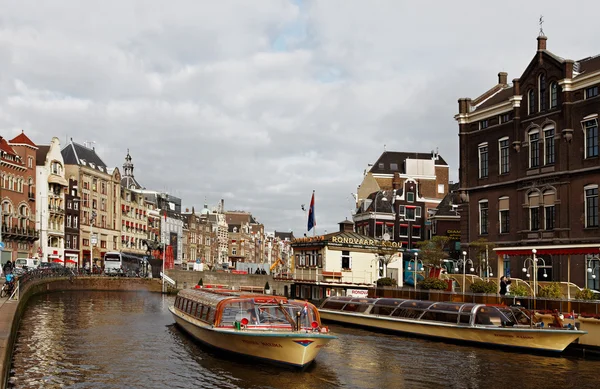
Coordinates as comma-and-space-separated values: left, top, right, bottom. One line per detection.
374, 299, 403, 307
459, 304, 476, 314
322, 300, 347, 310
391, 308, 424, 319
459, 314, 471, 325
342, 303, 370, 313
429, 303, 462, 312
220, 301, 255, 326
350, 298, 376, 305
399, 300, 434, 310
287, 302, 318, 328
187, 302, 197, 315
257, 305, 291, 324
207, 307, 215, 324
421, 311, 459, 324
196, 305, 204, 319
370, 305, 396, 316
474, 307, 504, 326
508, 307, 531, 325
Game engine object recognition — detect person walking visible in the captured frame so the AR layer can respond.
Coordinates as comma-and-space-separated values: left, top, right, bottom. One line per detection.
499, 276, 512, 295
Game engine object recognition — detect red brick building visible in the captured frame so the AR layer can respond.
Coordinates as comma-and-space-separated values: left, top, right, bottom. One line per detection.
0, 131, 38, 264
455, 34, 600, 287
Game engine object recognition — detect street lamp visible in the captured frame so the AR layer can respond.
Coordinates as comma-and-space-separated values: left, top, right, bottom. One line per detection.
586, 255, 600, 290
407, 252, 424, 298
455, 251, 474, 296
522, 249, 545, 299
373, 191, 388, 240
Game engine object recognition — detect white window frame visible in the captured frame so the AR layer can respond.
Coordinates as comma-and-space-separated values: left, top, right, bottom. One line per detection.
528, 193, 540, 231
498, 137, 509, 175
543, 127, 555, 165
498, 196, 509, 234
478, 142, 488, 178
528, 129, 540, 168
479, 200, 488, 235
582, 117, 599, 159
550, 82, 558, 108
584, 184, 599, 228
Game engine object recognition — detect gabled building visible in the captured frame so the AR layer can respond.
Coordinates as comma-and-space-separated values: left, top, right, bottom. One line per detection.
225, 210, 265, 269
0, 131, 38, 264
35, 137, 68, 264
64, 178, 81, 266
353, 150, 450, 251
120, 151, 148, 257
455, 34, 600, 287
62, 140, 121, 268
428, 182, 461, 260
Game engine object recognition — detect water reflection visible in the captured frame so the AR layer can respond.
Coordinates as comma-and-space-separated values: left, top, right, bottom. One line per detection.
9, 292, 600, 389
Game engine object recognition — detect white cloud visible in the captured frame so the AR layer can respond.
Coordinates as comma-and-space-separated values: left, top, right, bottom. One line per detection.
1, 0, 600, 235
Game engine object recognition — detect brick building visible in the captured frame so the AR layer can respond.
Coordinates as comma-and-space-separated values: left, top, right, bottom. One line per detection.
0, 132, 38, 264
455, 34, 600, 287
64, 178, 80, 266
353, 150, 449, 251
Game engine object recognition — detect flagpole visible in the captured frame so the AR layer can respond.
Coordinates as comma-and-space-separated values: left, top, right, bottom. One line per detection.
312, 190, 316, 237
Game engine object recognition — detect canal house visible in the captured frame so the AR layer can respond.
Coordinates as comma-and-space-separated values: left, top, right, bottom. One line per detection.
290, 220, 403, 301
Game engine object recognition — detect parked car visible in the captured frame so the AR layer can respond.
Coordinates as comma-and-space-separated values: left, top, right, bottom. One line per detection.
39, 262, 64, 270
15, 258, 40, 271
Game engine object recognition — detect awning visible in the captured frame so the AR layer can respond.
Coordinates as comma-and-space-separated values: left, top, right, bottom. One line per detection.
48, 175, 69, 186
494, 244, 600, 256
52, 258, 63, 263
66, 259, 77, 264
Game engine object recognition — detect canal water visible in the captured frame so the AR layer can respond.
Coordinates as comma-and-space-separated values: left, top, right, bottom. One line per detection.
9, 291, 600, 389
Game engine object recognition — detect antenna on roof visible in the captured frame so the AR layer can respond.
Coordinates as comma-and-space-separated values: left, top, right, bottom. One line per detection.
384, 144, 387, 152
538, 15, 544, 36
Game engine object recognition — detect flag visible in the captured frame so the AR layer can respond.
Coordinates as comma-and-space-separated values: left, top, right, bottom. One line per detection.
164, 209, 167, 221
307, 191, 316, 231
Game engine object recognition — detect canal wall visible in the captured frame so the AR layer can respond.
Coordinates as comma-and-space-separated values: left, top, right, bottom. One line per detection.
165, 270, 293, 296
0, 277, 160, 389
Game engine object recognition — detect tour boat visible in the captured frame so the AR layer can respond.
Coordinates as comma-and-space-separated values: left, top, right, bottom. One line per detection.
318, 296, 586, 353
170, 288, 336, 368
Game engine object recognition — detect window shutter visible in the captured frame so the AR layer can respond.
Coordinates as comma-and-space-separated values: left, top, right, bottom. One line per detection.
529, 194, 540, 207
498, 197, 509, 210
543, 192, 555, 205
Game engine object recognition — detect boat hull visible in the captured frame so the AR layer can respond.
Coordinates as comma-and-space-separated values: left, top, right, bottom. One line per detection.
171, 307, 335, 368
319, 309, 584, 352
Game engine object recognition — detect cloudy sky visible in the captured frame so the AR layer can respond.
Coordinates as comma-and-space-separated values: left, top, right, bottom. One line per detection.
2, 0, 600, 236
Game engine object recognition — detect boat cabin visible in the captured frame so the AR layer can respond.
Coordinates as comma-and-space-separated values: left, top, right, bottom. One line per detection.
321, 296, 532, 327
174, 289, 323, 330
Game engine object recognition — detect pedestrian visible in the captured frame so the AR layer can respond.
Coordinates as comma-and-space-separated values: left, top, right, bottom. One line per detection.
499, 275, 511, 295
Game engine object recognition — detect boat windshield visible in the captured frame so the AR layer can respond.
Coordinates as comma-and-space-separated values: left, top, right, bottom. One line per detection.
498, 306, 531, 326
474, 306, 515, 326
218, 299, 318, 329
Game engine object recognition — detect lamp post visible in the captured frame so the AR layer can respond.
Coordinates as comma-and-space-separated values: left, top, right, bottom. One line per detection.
373, 191, 388, 240
522, 249, 545, 299
586, 255, 600, 290
455, 251, 474, 296
407, 252, 424, 299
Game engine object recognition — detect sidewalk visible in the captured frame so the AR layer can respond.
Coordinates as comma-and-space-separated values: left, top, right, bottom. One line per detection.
0, 284, 18, 389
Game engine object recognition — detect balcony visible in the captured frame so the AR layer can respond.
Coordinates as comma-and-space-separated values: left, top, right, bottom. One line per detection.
48, 205, 65, 214
1, 225, 39, 241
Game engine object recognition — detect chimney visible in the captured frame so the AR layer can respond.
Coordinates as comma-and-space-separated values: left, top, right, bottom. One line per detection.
458, 98, 472, 114
498, 72, 508, 85
537, 35, 547, 51
512, 78, 520, 95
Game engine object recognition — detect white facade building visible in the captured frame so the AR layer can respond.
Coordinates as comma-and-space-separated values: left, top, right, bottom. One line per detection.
35, 137, 69, 263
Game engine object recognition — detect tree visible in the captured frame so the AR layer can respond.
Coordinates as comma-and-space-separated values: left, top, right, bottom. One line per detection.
466, 238, 496, 271
375, 251, 401, 278
416, 236, 450, 267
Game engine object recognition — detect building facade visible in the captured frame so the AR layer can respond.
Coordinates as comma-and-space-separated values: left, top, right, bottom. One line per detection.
0, 132, 38, 264
455, 34, 600, 287
62, 140, 121, 268
64, 178, 80, 266
35, 137, 68, 263
120, 151, 148, 257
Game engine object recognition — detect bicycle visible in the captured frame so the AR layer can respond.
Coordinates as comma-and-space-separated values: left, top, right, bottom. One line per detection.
1, 281, 14, 298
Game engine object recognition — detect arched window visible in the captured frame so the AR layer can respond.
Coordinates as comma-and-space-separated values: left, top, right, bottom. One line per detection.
479, 200, 489, 235
539, 74, 547, 111
528, 89, 536, 115
550, 82, 559, 108
543, 191, 556, 230
528, 192, 540, 231
543, 126, 555, 165
498, 197, 510, 234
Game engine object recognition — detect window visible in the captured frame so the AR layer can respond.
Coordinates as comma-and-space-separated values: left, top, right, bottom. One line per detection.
232, 247, 237, 255
92, 178, 98, 192
544, 128, 555, 165
585, 86, 599, 99
499, 113, 511, 124
74, 200, 79, 211
585, 185, 598, 228
101, 198, 106, 211
529, 193, 540, 231
479, 143, 488, 178
543, 191, 555, 230
528, 89, 536, 114
415, 206, 421, 218
479, 200, 488, 235
499, 138, 509, 174
499, 197, 509, 234
405, 207, 416, 221
67, 215, 72, 228
92, 199, 97, 209
583, 119, 599, 158
406, 192, 415, 202
399, 224, 408, 237
529, 131, 539, 168
28, 157, 33, 168
73, 216, 78, 229
390, 163, 398, 171
341, 250, 351, 270
437, 184, 444, 194
480, 120, 489, 130
550, 82, 558, 108
539, 74, 547, 111
411, 225, 421, 238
